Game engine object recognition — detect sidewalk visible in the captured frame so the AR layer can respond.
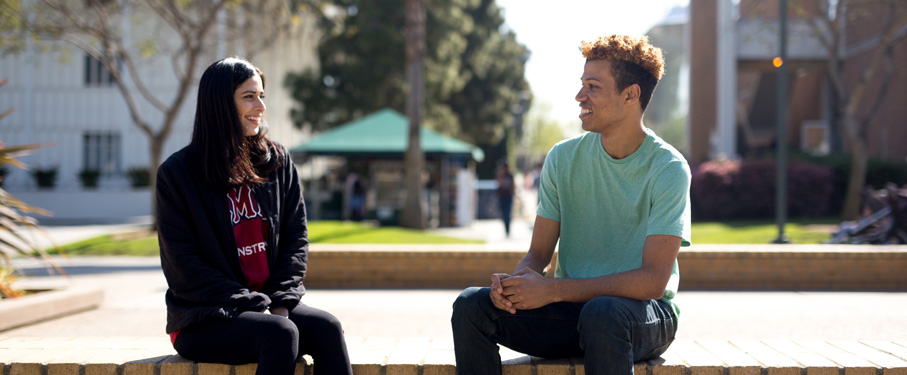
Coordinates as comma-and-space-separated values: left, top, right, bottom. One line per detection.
3, 219, 907, 342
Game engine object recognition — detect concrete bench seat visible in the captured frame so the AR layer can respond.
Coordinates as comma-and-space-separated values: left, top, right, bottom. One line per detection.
3, 337, 907, 375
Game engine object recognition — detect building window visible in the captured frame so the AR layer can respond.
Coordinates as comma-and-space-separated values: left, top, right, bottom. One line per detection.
84, 54, 120, 86
83, 131, 121, 175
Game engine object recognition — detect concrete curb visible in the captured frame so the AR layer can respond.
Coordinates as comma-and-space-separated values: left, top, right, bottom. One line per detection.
0, 285, 104, 332
2, 338, 906, 375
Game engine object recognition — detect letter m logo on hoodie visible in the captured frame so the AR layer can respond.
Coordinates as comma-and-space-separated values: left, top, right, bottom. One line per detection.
228, 185, 269, 291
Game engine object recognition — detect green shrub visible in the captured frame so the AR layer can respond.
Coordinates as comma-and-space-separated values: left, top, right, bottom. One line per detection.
795, 153, 907, 214
78, 168, 101, 188
32, 166, 57, 188
691, 159, 835, 220
126, 167, 150, 188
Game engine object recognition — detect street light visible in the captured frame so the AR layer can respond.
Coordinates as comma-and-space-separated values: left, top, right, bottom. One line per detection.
773, 0, 790, 244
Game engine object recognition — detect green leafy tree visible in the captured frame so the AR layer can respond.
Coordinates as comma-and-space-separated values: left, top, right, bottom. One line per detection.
285, 0, 530, 147
521, 102, 567, 160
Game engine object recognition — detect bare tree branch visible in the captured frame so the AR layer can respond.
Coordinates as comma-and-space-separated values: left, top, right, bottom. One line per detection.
860, 43, 894, 133
826, 2, 853, 102
808, 0, 837, 55
120, 51, 169, 112
11, 0, 306, 226
844, 0, 904, 122
146, 0, 190, 39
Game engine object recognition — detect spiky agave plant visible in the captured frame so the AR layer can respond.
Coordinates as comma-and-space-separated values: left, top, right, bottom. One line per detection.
0, 79, 64, 298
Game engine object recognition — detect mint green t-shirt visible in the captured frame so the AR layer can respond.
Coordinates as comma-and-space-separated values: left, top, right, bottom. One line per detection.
536, 129, 691, 314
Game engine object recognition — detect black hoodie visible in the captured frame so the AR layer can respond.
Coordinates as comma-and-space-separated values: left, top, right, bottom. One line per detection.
156, 143, 308, 334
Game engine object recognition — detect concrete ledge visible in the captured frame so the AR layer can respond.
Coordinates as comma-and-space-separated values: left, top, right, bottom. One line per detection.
0, 285, 103, 332
12, 190, 151, 221
306, 244, 527, 288
681, 244, 907, 290
305, 244, 907, 290
2, 337, 906, 374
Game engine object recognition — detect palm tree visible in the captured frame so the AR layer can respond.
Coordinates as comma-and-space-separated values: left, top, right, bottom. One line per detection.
400, 0, 427, 229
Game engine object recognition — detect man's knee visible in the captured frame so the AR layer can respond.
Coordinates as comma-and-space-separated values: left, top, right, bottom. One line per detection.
452, 287, 492, 322
578, 297, 637, 331
453, 286, 490, 308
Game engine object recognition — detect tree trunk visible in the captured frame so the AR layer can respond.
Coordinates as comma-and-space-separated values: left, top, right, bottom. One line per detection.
400, 0, 426, 229
841, 133, 868, 221
149, 136, 164, 231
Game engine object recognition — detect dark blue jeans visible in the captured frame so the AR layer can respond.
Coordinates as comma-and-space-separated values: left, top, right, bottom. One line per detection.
451, 287, 676, 375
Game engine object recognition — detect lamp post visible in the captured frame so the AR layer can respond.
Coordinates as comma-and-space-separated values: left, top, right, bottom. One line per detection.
773, 0, 790, 244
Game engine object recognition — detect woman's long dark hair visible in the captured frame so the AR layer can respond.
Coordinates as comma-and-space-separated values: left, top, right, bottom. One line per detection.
190, 57, 282, 190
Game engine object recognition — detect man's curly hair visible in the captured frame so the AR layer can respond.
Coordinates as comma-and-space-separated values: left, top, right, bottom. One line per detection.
580, 35, 665, 111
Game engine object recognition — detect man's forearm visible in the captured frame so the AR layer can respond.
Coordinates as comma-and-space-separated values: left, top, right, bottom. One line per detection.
514, 250, 550, 275
551, 234, 681, 303
513, 216, 560, 275
552, 267, 671, 303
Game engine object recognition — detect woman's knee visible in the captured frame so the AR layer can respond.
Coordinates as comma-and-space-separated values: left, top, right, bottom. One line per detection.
291, 306, 345, 339
264, 315, 301, 344
315, 311, 345, 337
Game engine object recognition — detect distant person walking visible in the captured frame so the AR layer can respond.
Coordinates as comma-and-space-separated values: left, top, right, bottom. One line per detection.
496, 162, 516, 237
156, 57, 352, 375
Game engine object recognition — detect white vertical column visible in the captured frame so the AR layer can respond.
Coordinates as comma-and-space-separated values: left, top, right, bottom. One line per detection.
715, 0, 737, 159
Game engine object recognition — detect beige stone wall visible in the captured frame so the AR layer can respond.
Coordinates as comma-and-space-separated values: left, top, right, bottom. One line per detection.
303, 244, 907, 291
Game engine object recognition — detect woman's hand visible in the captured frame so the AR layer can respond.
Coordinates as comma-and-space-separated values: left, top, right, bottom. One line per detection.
269, 306, 289, 318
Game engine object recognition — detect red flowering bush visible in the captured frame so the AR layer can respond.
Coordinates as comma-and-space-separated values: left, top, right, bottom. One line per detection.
691, 159, 834, 220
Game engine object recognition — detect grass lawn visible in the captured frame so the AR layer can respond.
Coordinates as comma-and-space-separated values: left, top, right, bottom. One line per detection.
46, 218, 840, 256
307, 221, 483, 244
47, 220, 483, 256
49, 231, 161, 256
691, 217, 839, 244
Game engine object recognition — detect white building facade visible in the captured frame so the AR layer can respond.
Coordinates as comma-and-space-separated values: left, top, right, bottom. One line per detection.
0, 4, 319, 221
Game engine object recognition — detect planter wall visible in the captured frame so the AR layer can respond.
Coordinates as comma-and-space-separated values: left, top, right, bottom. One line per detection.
13, 190, 151, 221
0, 286, 103, 332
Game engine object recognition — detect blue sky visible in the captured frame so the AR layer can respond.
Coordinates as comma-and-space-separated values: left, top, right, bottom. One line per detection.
497, 0, 689, 128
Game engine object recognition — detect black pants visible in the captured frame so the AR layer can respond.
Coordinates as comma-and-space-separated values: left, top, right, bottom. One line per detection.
173, 303, 352, 375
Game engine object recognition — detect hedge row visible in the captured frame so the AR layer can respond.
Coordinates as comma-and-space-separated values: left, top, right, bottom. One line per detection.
691, 159, 835, 220
795, 154, 907, 214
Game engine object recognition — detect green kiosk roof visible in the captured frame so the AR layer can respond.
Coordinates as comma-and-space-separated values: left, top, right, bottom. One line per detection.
291, 108, 484, 162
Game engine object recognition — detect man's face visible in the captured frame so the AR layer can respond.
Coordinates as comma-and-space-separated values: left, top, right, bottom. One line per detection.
575, 59, 627, 134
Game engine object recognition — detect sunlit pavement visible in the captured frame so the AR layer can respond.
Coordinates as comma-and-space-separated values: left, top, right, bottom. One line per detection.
5, 218, 906, 342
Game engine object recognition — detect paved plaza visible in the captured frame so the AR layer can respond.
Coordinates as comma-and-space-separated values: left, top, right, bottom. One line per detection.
4, 218, 906, 343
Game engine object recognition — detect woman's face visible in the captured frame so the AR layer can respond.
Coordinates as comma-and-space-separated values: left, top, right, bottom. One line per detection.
234, 74, 266, 136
